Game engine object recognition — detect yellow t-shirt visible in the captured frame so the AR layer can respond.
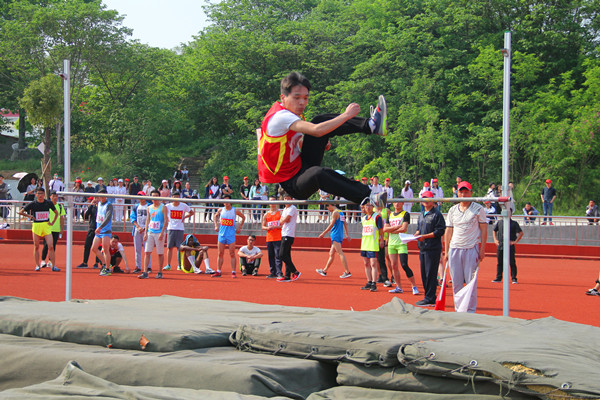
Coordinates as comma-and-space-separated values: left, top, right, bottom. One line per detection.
49, 203, 66, 233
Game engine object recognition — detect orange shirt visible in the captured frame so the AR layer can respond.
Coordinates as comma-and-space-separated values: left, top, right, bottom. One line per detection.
265, 210, 282, 242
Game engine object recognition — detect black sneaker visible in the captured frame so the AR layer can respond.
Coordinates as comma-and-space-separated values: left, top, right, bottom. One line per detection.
511, 279, 518, 284
132, 267, 142, 274
92, 263, 99, 269
266, 274, 277, 279
76, 263, 88, 269
242, 270, 247, 276
148, 268, 152, 273
156, 272, 163, 279
112, 266, 124, 273
252, 269, 258, 276
370, 283, 377, 292
416, 299, 435, 307
361, 282, 372, 290
138, 272, 148, 279
491, 279, 502, 283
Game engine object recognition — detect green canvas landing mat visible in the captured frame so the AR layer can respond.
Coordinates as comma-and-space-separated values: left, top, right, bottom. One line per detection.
0, 296, 348, 352
400, 317, 600, 399
305, 386, 523, 400
0, 361, 293, 400
0, 334, 336, 399
233, 299, 525, 366
335, 362, 535, 399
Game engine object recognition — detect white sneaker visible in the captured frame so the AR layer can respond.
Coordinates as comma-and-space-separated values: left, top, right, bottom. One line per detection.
205, 267, 215, 274
340, 272, 352, 279
316, 269, 327, 277
40, 261, 47, 268
193, 267, 202, 274
412, 286, 420, 295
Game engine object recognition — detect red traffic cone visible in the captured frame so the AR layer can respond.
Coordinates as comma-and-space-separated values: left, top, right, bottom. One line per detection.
435, 264, 449, 311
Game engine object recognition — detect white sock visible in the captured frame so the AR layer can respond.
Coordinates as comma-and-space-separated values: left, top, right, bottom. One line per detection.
368, 119, 376, 132
204, 258, 210, 269
188, 256, 196, 267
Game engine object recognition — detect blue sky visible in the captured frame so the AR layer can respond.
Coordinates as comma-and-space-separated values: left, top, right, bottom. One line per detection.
102, 0, 212, 49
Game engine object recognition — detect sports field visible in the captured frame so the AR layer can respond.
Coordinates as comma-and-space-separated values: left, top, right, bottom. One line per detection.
1, 242, 597, 327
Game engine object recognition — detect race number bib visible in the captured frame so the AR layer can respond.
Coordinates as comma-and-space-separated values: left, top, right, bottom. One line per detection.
96, 215, 104, 223
221, 218, 234, 227
362, 225, 374, 236
149, 220, 161, 230
35, 211, 49, 221
267, 220, 280, 228
339, 214, 346, 222
390, 218, 401, 227
170, 210, 183, 220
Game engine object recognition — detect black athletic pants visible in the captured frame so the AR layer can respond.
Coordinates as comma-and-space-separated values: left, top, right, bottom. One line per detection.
419, 249, 441, 304
83, 229, 101, 265
279, 236, 298, 278
239, 257, 261, 273
495, 245, 517, 281
377, 245, 389, 282
280, 114, 372, 204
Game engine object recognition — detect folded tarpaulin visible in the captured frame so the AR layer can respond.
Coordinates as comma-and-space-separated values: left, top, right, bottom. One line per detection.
0, 334, 336, 399
305, 386, 525, 400
0, 296, 348, 352
233, 299, 525, 366
400, 317, 600, 399
0, 361, 293, 400
335, 362, 535, 399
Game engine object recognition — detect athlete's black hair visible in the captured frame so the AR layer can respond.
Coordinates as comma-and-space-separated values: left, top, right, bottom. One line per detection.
281, 71, 312, 96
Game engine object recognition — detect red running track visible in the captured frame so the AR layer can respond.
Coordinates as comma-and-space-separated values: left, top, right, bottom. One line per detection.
0, 243, 598, 327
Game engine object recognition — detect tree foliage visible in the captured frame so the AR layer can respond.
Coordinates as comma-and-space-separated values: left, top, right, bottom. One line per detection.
3, 0, 600, 213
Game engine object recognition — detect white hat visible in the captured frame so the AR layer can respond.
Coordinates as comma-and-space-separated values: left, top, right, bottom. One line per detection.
162, 179, 168, 183
405, 180, 411, 184
97, 177, 103, 181
118, 179, 123, 183
86, 180, 93, 185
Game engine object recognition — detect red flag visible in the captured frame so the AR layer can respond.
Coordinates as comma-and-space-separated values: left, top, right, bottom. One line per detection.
435, 264, 449, 311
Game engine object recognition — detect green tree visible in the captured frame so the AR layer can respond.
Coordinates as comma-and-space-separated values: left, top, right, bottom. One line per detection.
19, 75, 62, 190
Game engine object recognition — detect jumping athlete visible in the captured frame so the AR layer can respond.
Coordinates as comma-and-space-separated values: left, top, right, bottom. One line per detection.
257, 71, 388, 207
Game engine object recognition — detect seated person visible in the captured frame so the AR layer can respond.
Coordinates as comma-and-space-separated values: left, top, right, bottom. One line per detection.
108, 234, 130, 273
179, 234, 213, 274
483, 201, 497, 224
523, 202, 539, 224
238, 235, 263, 276
586, 200, 599, 225
585, 271, 600, 296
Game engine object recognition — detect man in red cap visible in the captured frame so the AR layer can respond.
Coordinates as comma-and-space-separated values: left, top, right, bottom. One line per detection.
221, 176, 234, 198
383, 178, 393, 200
443, 181, 487, 313
540, 179, 556, 225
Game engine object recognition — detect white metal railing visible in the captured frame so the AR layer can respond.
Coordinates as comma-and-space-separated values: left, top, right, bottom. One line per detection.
3, 198, 600, 246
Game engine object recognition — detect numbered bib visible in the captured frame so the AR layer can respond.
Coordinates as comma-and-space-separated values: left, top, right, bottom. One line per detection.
339, 214, 346, 222
362, 225, 374, 235
170, 210, 183, 220
267, 220, 280, 228
35, 211, 49, 221
149, 220, 161, 230
96, 215, 104, 223
221, 218, 234, 227
390, 218, 402, 227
